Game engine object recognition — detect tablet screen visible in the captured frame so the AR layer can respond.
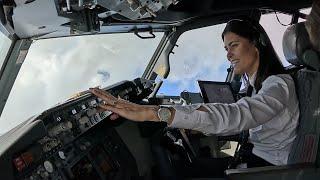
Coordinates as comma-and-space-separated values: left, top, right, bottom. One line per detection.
198, 81, 235, 103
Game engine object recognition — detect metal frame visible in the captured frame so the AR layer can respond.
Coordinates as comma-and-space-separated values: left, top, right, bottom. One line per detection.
0, 39, 32, 116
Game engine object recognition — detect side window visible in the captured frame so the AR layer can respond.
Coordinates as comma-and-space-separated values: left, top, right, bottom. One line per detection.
260, 13, 292, 66
158, 24, 230, 96
260, 9, 310, 66
299, 8, 311, 19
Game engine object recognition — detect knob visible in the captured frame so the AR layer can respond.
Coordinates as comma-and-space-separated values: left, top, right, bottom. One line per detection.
43, 161, 54, 173
58, 151, 66, 160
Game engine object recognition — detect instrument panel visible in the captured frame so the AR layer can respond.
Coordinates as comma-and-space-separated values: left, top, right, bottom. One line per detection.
1, 78, 154, 180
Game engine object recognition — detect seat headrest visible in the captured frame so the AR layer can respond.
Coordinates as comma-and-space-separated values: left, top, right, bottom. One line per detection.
283, 22, 320, 70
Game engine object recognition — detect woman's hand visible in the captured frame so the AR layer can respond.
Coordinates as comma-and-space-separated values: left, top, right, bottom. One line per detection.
89, 88, 160, 122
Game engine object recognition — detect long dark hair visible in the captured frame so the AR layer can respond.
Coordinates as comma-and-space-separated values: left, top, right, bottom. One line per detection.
222, 19, 285, 92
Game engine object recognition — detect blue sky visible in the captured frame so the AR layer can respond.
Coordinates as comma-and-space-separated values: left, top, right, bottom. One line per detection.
157, 23, 230, 95
159, 61, 230, 95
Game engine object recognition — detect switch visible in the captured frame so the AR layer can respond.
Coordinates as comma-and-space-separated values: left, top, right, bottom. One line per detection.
71, 109, 77, 115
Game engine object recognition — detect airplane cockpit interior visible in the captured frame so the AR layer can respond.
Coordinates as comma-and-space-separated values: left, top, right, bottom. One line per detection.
0, 0, 320, 179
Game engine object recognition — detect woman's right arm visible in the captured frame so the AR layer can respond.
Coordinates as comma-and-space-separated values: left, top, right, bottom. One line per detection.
168, 75, 291, 135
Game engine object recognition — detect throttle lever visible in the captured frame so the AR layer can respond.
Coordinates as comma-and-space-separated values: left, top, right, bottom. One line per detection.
166, 131, 193, 163
166, 131, 185, 148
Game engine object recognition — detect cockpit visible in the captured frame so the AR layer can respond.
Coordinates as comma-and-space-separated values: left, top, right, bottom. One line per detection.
0, 0, 319, 180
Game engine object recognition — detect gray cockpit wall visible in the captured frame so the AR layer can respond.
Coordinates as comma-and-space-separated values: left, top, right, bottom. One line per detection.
0, 0, 313, 117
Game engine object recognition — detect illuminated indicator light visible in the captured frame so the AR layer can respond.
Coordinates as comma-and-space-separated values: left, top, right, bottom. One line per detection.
21, 152, 34, 166
13, 157, 26, 172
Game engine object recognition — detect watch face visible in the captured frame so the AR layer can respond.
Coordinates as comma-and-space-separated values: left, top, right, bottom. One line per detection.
158, 107, 171, 123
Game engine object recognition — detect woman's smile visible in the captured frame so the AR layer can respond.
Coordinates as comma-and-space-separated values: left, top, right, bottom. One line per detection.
223, 32, 259, 76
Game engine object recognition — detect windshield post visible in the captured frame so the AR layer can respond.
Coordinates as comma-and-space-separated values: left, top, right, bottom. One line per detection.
142, 29, 179, 80
0, 39, 32, 117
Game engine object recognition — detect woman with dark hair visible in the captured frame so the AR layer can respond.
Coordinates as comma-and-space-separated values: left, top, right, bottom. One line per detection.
89, 19, 299, 170
222, 19, 285, 92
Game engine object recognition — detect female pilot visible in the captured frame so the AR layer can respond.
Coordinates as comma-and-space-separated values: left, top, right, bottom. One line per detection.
90, 19, 299, 168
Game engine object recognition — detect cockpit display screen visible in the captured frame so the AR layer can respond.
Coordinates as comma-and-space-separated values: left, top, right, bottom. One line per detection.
71, 157, 100, 180
198, 81, 235, 103
89, 146, 113, 175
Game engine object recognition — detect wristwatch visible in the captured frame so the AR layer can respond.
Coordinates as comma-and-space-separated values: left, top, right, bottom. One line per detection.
157, 106, 172, 123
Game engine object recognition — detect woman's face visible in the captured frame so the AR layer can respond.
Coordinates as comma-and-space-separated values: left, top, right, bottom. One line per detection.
223, 32, 260, 76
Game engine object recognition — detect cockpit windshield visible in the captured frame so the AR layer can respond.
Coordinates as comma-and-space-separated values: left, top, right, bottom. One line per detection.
0, 32, 163, 134
158, 24, 230, 95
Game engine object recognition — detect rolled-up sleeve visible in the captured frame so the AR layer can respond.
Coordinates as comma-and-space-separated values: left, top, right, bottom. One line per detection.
169, 75, 290, 135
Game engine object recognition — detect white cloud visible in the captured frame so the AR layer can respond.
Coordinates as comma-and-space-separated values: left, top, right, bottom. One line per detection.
0, 33, 162, 134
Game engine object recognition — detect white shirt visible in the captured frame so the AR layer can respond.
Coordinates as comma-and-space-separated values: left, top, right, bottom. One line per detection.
169, 74, 299, 165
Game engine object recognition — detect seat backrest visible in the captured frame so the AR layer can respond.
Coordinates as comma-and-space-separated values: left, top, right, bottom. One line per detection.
282, 22, 320, 165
